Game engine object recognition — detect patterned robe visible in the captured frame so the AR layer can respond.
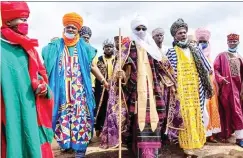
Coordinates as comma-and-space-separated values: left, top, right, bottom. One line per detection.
100, 41, 183, 158
42, 38, 96, 152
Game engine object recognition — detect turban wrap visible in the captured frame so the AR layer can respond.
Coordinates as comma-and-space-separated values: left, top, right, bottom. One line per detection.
227, 33, 240, 41
170, 18, 188, 37
195, 28, 211, 42
152, 28, 164, 37
130, 15, 148, 30
130, 15, 162, 61
103, 38, 114, 47
79, 26, 92, 37
63, 12, 83, 30
1, 1, 30, 27
195, 28, 211, 58
114, 36, 123, 41
188, 34, 196, 42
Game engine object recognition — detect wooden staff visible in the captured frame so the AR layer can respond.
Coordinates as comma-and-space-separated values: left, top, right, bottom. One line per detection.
118, 28, 122, 158
95, 73, 107, 124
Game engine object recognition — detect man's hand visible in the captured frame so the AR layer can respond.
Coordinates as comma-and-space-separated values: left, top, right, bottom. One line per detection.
116, 70, 126, 80
36, 84, 48, 97
222, 76, 230, 84
103, 81, 110, 90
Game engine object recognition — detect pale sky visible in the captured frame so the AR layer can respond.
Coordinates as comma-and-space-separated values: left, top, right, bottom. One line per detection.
26, 1, 243, 60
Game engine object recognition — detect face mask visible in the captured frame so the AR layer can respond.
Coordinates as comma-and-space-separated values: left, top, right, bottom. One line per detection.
199, 43, 208, 50
15, 23, 29, 35
64, 32, 75, 39
178, 39, 188, 46
135, 30, 146, 39
228, 46, 238, 53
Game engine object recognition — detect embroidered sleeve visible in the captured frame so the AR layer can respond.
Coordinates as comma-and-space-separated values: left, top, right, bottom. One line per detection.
213, 55, 224, 84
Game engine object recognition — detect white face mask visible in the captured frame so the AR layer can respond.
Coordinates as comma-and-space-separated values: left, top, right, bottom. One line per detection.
64, 32, 75, 39
135, 30, 146, 39
178, 38, 188, 46
228, 46, 238, 53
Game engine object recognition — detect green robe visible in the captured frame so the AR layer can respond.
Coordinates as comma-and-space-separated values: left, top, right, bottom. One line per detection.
1, 39, 53, 158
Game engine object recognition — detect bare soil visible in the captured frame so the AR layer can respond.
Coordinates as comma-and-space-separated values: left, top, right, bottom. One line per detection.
52, 135, 243, 158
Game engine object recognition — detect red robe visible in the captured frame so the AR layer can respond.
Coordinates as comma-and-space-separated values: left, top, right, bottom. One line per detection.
214, 52, 243, 139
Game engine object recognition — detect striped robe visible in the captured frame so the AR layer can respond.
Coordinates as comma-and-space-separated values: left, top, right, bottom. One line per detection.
166, 47, 211, 115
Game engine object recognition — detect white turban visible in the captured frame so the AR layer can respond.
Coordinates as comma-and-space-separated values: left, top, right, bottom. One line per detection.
130, 15, 163, 61
152, 28, 165, 37
130, 15, 148, 31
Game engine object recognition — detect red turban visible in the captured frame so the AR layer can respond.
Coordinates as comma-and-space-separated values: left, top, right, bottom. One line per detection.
1, 1, 30, 26
63, 12, 83, 30
227, 33, 240, 41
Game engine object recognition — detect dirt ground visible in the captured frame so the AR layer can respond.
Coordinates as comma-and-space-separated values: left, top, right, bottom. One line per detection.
52, 135, 243, 158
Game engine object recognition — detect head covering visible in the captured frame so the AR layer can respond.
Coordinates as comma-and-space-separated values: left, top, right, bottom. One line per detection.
130, 15, 163, 61
122, 37, 131, 45
79, 26, 92, 37
195, 28, 212, 58
227, 33, 240, 41
188, 34, 196, 42
195, 28, 211, 41
63, 12, 83, 30
103, 38, 114, 47
170, 18, 188, 37
152, 28, 165, 37
114, 36, 123, 41
1, 1, 30, 27
130, 15, 148, 30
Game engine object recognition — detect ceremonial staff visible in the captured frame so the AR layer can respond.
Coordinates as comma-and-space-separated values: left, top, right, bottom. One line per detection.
118, 28, 122, 158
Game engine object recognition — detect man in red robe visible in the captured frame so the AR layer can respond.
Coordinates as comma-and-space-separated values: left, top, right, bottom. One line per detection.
1, 1, 54, 157
214, 33, 243, 147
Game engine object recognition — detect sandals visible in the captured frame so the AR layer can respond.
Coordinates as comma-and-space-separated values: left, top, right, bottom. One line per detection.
218, 138, 229, 143
236, 139, 243, 148
207, 136, 218, 143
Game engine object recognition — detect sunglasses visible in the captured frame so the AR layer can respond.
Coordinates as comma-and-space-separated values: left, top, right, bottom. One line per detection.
135, 27, 147, 31
198, 41, 208, 44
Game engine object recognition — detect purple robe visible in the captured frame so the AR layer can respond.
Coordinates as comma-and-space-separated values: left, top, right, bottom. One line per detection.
100, 41, 183, 157
214, 52, 243, 139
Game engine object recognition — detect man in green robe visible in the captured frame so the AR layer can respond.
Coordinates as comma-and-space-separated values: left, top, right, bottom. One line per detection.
1, 1, 54, 158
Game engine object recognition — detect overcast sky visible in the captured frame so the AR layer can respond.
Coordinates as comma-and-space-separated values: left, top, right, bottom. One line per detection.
26, 1, 243, 60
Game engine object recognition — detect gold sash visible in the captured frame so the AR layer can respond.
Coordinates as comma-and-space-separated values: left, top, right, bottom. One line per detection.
137, 45, 159, 132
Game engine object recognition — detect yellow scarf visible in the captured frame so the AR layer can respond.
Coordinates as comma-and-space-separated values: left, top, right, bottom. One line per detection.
102, 55, 114, 80
137, 45, 159, 132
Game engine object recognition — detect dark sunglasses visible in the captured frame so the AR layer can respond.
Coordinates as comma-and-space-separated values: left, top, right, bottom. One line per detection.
198, 41, 208, 44
135, 27, 147, 31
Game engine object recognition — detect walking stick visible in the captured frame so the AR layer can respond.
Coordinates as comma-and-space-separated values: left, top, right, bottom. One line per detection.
95, 73, 107, 124
118, 28, 122, 158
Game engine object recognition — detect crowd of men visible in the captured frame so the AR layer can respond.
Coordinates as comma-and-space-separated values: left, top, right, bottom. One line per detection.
1, 1, 243, 158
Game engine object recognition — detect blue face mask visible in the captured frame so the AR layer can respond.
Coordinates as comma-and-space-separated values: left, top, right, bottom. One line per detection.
199, 43, 208, 50
64, 32, 75, 39
228, 46, 238, 53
